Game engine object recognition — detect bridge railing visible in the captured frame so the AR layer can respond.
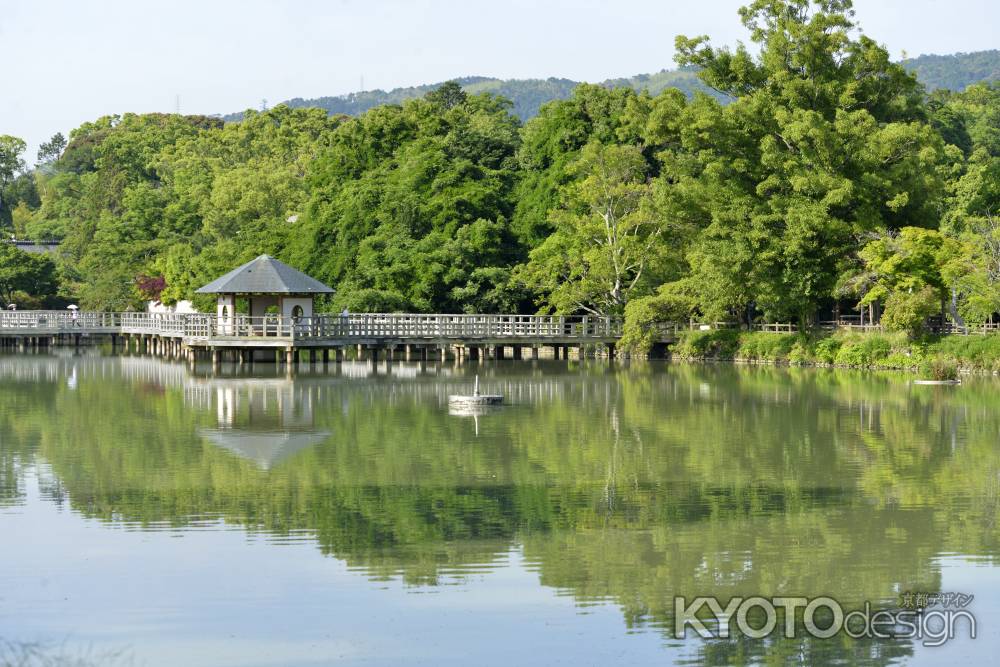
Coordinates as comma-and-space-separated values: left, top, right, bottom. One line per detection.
0, 310, 123, 330
0, 311, 624, 341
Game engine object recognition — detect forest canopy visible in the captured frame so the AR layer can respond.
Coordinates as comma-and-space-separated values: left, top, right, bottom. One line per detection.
3, 0, 1000, 342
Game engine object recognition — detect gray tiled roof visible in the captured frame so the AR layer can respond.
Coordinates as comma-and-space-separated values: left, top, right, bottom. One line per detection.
195, 255, 334, 295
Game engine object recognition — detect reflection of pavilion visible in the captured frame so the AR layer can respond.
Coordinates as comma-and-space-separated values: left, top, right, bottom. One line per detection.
198, 378, 330, 469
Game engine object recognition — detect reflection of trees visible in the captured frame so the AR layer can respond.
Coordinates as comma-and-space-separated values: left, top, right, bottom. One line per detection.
1, 356, 999, 660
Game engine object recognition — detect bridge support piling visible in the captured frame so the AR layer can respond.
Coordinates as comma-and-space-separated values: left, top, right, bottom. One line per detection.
606, 342, 616, 359
531, 345, 539, 360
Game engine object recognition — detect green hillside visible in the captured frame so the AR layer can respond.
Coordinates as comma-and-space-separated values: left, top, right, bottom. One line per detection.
221, 68, 720, 122
222, 51, 1000, 123
902, 49, 1000, 91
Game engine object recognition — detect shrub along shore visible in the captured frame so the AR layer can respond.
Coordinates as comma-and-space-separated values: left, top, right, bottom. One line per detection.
667, 330, 1000, 378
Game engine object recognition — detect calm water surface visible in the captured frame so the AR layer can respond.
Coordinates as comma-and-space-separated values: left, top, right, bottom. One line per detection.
1, 353, 999, 666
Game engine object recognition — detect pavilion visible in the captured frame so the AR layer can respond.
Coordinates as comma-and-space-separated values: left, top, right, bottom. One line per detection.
195, 255, 334, 334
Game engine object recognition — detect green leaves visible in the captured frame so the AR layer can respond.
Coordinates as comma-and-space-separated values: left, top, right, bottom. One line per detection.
515, 142, 674, 316
0, 242, 57, 307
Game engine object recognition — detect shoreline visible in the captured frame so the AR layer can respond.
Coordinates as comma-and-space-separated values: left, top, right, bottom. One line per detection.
649, 329, 1000, 377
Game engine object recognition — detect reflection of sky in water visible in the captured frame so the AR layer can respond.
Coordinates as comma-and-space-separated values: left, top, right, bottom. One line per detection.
2, 471, 672, 667
4, 470, 998, 667
2, 354, 1000, 665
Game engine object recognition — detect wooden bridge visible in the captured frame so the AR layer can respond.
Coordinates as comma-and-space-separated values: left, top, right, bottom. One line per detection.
0, 311, 643, 364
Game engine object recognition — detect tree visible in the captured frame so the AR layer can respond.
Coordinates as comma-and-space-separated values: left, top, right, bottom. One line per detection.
425, 81, 468, 109
671, 0, 944, 325
855, 227, 960, 335
0, 135, 27, 222
0, 242, 57, 306
515, 142, 672, 315
11, 202, 33, 238
36, 132, 67, 166
292, 93, 521, 312
512, 85, 642, 247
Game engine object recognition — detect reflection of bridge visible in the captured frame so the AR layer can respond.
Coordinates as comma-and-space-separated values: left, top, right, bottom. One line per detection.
0, 311, 654, 364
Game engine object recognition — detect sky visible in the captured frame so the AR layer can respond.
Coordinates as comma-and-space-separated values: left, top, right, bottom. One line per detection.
3, 0, 1000, 160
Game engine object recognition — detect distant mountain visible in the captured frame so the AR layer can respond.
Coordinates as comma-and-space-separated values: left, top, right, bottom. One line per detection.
902, 49, 1000, 91
220, 69, 719, 123
222, 50, 1000, 123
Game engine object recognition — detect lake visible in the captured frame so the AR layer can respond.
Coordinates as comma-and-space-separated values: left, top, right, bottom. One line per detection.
1, 352, 998, 666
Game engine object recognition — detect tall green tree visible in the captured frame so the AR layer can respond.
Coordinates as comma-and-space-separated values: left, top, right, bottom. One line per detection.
0, 135, 27, 225
36, 132, 67, 167
670, 0, 944, 324
516, 142, 673, 315
0, 243, 57, 306
293, 89, 522, 311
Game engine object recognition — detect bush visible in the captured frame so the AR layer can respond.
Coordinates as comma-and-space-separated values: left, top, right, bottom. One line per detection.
880, 287, 939, 337
672, 329, 740, 359
920, 358, 959, 381
620, 283, 697, 355
736, 332, 798, 361
927, 334, 1000, 372
812, 336, 843, 364
834, 335, 893, 367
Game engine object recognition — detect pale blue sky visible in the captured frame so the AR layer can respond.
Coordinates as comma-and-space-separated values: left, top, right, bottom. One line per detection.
3, 0, 1000, 159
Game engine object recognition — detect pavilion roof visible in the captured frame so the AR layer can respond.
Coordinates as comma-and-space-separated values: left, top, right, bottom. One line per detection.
195, 255, 334, 295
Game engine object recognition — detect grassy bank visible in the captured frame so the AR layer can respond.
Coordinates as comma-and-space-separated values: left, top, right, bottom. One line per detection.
669, 330, 1000, 374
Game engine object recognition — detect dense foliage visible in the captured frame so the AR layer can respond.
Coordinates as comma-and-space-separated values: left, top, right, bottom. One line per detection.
4, 0, 1000, 340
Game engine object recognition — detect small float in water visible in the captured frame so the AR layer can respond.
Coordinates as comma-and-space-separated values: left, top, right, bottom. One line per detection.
449, 375, 503, 407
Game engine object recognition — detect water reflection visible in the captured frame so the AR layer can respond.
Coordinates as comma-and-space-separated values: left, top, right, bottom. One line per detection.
1, 353, 999, 665
198, 379, 330, 469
